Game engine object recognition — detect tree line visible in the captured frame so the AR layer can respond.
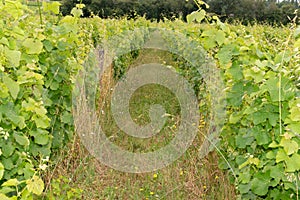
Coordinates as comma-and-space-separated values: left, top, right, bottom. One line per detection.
208, 0, 300, 24
60, 0, 300, 24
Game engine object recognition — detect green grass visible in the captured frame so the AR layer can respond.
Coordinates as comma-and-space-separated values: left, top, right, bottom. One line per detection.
102, 83, 180, 153
44, 49, 236, 200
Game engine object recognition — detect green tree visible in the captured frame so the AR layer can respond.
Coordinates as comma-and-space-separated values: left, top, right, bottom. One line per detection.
60, 0, 197, 21
206, 0, 299, 24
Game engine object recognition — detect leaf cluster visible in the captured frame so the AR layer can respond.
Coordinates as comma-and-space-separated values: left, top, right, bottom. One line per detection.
0, 1, 93, 199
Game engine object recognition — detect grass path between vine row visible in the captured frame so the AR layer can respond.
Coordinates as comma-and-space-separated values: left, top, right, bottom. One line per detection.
44, 49, 236, 200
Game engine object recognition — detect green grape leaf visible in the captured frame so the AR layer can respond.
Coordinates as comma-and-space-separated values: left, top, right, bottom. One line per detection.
274, 52, 291, 65
50, 81, 59, 90
285, 153, 300, 172
0, 103, 26, 129
0, 82, 9, 98
32, 115, 50, 129
71, 7, 83, 18
2, 178, 19, 187
238, 183, 251, 194
280, 76, 295, 101
269, 141, 280, 148
229, 112, 243, 124
227, 81, 244, 107
0, 193, 11, 200
26, 175, 44, 195
244, 67, 265, 83
0, 37, 9, 46
276, 148, 288, 163
261, 75, 279, 102
270, 163, 284, 179
43, 1, 61, 14
235, 134, 254, 149
238, 171, 251, 184
76, 3, 85, 9
22, 38, 43, 55
23, 163, 35, 180
35, 133, 49, 145
261, 74, 294, 102
13, 132, 30, 147
61, 112, 73, 125
283, 181, 297, 190
30, 143, 51, 157
271, 189, 290, 199
13, 26, 25, 39
227, 61, 243, 81
2, 75, 19, 100
22, 98, 47, 116
187, 10, 206, 23
215, 30, 225, 46
3, 0, 24, 19
1, 142, 15, 158
253, 130, 271, 145
43, 40, 53, 52
290, 106, 300, 121
288, 122, 300, 134
2, 158, 14, 170
60, 16, 78, 32
251, 177, 269, 196
29, 129, 50, 145
0, 186, 15, 195
267, 113, 278, 127
250, 111, 268, 125
200, 37, 216, 49
4, 48, 21, 67
216, 44, 239, 65
266, 150, 276, 159
279, 138, 298, 155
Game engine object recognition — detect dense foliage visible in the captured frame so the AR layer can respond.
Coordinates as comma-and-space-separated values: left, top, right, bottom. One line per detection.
60, 0, 300, 24
187, 7, 300, 199
0, 0, 300, 199
0, 1, 92, 199
207, 0, 300, 24
60, 0, 198, 21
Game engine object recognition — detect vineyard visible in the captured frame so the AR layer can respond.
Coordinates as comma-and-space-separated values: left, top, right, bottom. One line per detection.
0, 1, 300, 199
